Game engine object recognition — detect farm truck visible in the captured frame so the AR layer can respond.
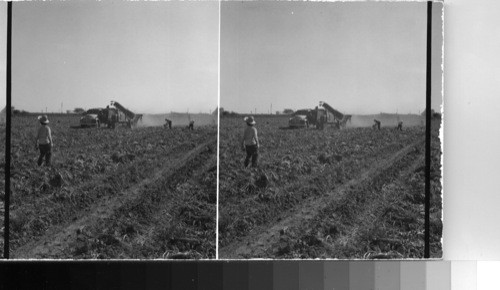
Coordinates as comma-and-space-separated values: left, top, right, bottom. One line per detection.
80, 101, 142, 129
288, 109, 311, 128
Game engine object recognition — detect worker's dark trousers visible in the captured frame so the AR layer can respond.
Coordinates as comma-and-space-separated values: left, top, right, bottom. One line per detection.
244, 145, 258, 168
38, 144, 52, 166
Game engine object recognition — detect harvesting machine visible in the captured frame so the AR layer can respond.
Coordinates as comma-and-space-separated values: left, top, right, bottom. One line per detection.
80, 101, 143, 129
315, 101, 351, 130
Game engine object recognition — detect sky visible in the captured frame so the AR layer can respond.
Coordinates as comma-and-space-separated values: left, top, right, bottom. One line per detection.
220, 1, 443, 115
10, 1, 218, 114
0, 2, 6, 110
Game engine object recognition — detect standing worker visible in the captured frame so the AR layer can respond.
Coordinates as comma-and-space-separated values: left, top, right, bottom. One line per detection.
35, 115, 53, 166
241, 116, 259, 168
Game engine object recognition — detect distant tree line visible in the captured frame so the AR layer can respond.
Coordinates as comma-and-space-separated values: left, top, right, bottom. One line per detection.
11, 107, 30, 115
10, 106, 89, 115
421, 108, 441, 119
221, 110, 240, 117
221, 108, 298, 116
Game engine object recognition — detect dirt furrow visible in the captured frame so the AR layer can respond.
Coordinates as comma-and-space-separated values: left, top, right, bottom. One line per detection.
335, 155, 425, 258
219, 138, 425, 258
272, 152, 426, 259
12, 138, 216, 259
91, 154, 218, 259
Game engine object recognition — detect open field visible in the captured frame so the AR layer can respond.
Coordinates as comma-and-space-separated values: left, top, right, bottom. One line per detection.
139, 113, 217, 128
219, 115, 442, 259
9, 114, 216, 259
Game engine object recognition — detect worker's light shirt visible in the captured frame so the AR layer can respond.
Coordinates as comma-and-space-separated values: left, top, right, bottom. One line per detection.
242, 126, 259, 146
37, 125, 52, 145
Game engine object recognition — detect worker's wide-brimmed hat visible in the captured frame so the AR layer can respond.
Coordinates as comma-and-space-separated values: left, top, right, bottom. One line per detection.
38, 115, 49, 124
244, 116, 256, 125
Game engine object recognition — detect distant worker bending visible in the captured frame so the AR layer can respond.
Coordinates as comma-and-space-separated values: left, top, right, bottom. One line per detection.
241, 116, 259, 168
165, 118, 172, 129
373, 119, 381, 130
188, 120, 194, 130
35, 115, 53, 166
397, 121, 403, 131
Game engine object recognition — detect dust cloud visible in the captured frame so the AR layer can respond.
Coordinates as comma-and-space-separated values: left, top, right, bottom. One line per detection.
347, 114, 425, 128
137, 113, 217, 128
